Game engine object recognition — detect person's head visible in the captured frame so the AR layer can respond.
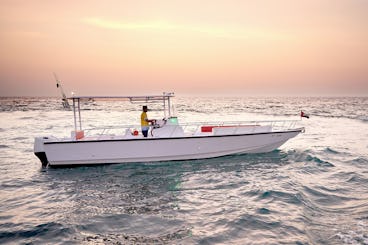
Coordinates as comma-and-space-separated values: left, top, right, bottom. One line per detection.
143, 105, 148, 112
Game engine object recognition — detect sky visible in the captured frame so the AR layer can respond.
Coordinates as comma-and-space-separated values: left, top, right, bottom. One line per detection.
0, 0, 367, 96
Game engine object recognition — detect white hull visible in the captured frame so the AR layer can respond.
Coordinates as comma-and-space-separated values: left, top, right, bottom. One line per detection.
35, 129, 302, 166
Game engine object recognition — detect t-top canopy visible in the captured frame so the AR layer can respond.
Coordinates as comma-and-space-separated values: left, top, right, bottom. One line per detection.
67, 92, 175, 103
68, 92, 175, 132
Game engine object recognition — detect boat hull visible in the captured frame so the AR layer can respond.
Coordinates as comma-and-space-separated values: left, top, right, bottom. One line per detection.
34, 129, 302, 166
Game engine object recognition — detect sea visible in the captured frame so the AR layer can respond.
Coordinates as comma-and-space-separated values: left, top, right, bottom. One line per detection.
0, 96, 367, 244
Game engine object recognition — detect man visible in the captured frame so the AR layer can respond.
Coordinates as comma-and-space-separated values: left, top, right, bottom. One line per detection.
141, 105, 155, 137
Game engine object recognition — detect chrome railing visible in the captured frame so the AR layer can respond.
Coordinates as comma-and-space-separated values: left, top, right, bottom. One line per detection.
75, 119, 301, 139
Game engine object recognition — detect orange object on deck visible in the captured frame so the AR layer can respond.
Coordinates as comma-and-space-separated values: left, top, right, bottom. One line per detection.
75, 130, 84, 139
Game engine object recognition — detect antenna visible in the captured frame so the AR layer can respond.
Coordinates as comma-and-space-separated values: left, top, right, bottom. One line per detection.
53, 72, 70, 109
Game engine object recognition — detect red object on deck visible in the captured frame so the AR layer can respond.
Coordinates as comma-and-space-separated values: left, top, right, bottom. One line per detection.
201, 126, 214, 132
201, 125, 256, 133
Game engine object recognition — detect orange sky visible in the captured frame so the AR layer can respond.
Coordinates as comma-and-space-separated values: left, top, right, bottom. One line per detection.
0, 0, 367, 96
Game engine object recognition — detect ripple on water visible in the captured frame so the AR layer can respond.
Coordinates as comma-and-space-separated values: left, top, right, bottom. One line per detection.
347, 173, 368, 185
258, 190, 302, 205
302, 186, 357, 207
349, 157, 368, 167
74, 214, 192, 244
0, 222, 73, 244
323, 147, 341, 155
18, 116, 34, 120
286, 150, 335, 175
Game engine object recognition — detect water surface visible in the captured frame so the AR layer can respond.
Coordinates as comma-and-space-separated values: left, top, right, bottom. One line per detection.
0, 96, 367, 244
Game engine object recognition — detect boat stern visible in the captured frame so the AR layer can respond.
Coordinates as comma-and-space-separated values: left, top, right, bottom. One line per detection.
34, 137, 49, 167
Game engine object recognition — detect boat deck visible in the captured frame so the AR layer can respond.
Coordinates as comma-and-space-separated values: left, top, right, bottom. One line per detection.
44, 120, 302, 143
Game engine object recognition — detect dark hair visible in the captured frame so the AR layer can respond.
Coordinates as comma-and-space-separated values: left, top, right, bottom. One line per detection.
143, 105, 147, 110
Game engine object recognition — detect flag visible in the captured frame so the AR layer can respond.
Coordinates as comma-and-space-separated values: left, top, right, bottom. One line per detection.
301, 111, 310, 119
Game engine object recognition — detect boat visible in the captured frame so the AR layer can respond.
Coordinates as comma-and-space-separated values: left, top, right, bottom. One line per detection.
34, 93, 305, 167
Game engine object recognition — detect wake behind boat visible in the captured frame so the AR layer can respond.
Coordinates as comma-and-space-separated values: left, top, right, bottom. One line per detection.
34, 93, 304, 167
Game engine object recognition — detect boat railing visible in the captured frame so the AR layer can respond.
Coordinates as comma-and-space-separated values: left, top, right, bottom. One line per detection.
78, 119, 301, 139
81, 125, 138, 139
179, 119, 300, 136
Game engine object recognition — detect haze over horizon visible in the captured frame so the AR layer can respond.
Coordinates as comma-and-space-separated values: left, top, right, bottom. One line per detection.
0, 0, 367, 97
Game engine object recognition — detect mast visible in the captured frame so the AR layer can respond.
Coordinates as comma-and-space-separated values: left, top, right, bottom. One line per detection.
53, 72, 71, 109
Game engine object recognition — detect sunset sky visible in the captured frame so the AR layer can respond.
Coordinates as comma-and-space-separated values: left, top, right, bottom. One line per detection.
0, 0, 367, 96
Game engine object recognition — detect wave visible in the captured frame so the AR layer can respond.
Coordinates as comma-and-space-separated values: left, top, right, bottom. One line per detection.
0, 222, 71, 244
323, 147, 340, 155
350, 157, 368, 165
10, 137, 28, 141
258, 190, 302, 205
302, 186, 355, 207
18, 116, 34, 120
79, 226, 192, 244
346, 173, 368, 184
286, 149, 335, 168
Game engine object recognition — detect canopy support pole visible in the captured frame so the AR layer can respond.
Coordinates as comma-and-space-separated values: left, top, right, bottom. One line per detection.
77, 98, 82, 130
168, 96, 171, 117
72, 98, 77, 138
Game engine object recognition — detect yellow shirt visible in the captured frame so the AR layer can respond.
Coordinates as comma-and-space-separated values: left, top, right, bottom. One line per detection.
141, 112, 149, 126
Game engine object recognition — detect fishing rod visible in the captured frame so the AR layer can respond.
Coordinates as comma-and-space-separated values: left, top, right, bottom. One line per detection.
53, 72, 71, 109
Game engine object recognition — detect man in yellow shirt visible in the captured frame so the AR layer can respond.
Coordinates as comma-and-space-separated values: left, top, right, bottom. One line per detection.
141, 106, 154, 137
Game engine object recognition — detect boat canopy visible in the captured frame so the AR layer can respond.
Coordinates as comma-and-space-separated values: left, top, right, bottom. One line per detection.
68, 93, 175, 132
67, 93, 174, 103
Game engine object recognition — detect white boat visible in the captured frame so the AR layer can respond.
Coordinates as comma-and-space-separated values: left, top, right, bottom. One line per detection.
34, 93, 304, 167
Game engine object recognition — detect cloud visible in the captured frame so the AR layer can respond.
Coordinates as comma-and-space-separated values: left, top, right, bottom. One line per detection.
82, 17, 289, 41
83, 17, 177, 31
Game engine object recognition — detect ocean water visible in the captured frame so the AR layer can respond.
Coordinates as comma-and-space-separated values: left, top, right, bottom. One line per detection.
0, 96, 367, 244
